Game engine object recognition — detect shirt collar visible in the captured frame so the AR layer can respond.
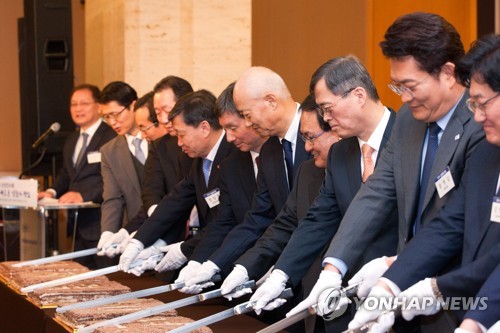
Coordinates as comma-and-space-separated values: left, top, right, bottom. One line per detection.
357, 107, 391, 152
280, 102, 301, 146
80, 118, 102, 139
205, 130, 225, 162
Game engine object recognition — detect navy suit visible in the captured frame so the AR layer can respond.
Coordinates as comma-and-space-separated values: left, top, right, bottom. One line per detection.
134, 134, 236, 248
54, 121, 116, 267
188, 150, 257, 263
384, 140, 500, 316
209, 133, 311, 271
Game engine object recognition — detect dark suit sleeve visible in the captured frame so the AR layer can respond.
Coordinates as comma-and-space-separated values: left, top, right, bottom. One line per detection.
134, 166, 197, 248
273, 150, 344, 286
187, 162, 239, 263
142, 139, 167, 211
383, 179, 466, 290
323, 126, 399, 271
463, 262, 500, 329
208, 161, 278, 271
236, 162, 303, 280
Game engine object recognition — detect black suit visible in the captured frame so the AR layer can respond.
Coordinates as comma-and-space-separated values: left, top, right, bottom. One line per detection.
188, 150, 257, 263
54, 121, 116, 266
126, 134, 193, 233
384, 140, 500, 320
236, 159, 324, 279
274, 111, 398, 286
134, 134, 236, 248
209, 132, 311, 271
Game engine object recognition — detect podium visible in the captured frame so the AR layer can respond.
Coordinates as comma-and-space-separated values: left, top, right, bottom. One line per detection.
1, 202, 99, 260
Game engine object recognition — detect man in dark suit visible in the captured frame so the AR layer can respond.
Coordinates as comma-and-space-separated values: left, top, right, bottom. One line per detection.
349, 33, 500, 333
301, 13, 484, 333
119, 90, 237, 274
97, 82, 144, 253
235, 57, 397, 332
97, 76, 193, 257
38, 84, 116, 268
187, 67, 311, 281
170, 82, 268, 293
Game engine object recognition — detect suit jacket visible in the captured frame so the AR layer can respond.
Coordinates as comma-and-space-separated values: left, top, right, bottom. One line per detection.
384, 141, 500, 302
125, 134, 193, 233
325, 93, 485, 270
54, 121, 116, 241
134, 134, 236, 248
188, 150, 257, 262
273, 110, 398, 286
209, 132, 311, 271
100, 135, 144, 233
236, 159, 325, 279
464, 262, 500, 329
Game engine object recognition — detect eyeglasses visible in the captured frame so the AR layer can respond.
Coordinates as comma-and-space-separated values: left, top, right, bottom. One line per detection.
388, 74, 431, 98
317, 88, 355, 118
300, 131, 325, 144
139, 122, 158, 132
466, 93, 500, 115
102, 104, 130, 122
70, 101, 96, 108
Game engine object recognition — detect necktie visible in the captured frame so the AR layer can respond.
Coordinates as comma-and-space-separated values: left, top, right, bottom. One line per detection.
202, 158, 212, 187
133, 138, 146, 164
282, 139, 294, 189
414, 122, 441, 234
75, 132, 89, 167
361, 143, 375, 183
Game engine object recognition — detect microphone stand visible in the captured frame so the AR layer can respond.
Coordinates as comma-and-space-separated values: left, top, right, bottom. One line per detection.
19, 145, 47, 179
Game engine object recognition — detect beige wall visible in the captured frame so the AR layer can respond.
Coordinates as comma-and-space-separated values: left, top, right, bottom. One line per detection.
85, 0, 252, 96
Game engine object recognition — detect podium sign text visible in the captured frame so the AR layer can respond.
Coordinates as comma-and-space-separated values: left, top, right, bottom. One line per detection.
0, 179, 38, 208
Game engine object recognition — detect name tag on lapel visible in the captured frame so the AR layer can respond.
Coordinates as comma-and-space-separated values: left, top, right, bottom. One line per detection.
204, 188, 220, 208
492, 197, 500, 223
87, 151, 101, 164
435, 166, 455, 198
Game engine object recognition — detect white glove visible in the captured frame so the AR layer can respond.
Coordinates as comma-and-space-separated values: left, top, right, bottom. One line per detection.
286, 269, 342, 318
128, 239, 166, 277
220, 265, 252, 301
97, 231, 114, 256
114, 230, 137, 256
316, 286, 351, 320
119, 238, 144, 272
348, 256, 390, 298
455, 329, 476, 333
400, 278, 441, 321
154, 242, 187, 272
348, 285, 396, 329
181, 260, 219, 294
176, 261, 202, 283
250, 269, 289, 315
368, 311, 395, 333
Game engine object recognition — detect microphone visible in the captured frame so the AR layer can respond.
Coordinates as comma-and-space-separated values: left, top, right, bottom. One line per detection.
32, 122, 61, 149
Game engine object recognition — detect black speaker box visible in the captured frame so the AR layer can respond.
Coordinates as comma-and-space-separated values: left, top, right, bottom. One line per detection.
18, 0, 74, 182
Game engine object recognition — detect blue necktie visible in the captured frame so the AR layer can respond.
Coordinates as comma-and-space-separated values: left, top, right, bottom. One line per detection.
133, 138, 146, 165
202, 158, 212, 187
414, 122, 441, 235
282, 139, 294, 190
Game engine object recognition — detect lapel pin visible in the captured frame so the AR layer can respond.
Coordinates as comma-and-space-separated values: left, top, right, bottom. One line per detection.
454, 134, 460, 141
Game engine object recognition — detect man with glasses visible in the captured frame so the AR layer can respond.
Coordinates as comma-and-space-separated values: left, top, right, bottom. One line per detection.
349, 34, 500, 333
300, 12, 484, 333
239, 56, 398, 333
134, 92, 167, 143
97, 82, 147, 263
38, 84, 116, 268
97, 76, 194, 262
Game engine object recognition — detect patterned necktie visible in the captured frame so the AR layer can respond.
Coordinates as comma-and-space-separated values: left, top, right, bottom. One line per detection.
202, 158, 212, 187
133, 137, 146, 164
282, 139, 294, 189
75, 132, 89, 167
361, 143, 375, 183
414, 122, 441, 234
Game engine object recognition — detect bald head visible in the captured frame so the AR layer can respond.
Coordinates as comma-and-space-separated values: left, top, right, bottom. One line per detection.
233, 66, 296, 137
234, 66, 291, 101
